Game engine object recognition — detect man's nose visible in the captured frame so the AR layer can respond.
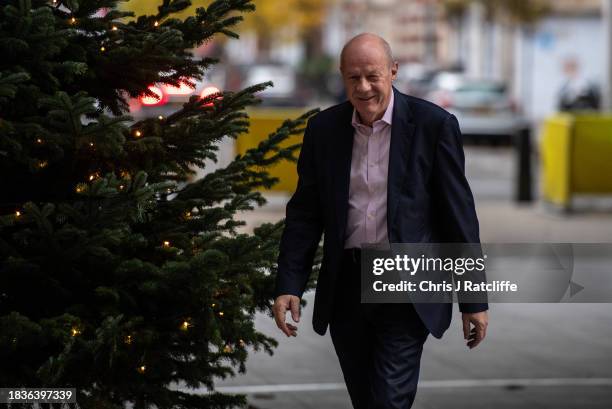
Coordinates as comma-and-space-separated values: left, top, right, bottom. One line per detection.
356, 77, 371, 93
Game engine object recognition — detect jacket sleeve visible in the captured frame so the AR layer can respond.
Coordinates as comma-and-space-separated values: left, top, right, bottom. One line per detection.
275, 118, 324, 298
432, 114, 488, 314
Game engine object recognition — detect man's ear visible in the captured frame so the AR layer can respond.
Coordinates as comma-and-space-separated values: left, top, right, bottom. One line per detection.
391, 62, 399, 80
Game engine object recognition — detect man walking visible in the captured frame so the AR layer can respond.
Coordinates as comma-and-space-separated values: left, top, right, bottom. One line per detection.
273, 33, 488, 408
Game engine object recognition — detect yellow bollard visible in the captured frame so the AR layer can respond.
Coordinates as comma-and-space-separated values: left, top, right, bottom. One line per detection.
541, 113, 612, 209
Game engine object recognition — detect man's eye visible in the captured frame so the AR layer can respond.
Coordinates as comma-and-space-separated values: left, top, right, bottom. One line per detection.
368, 76, 379, 81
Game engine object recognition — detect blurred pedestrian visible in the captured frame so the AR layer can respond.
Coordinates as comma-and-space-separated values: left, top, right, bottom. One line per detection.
558, 57, 600, 111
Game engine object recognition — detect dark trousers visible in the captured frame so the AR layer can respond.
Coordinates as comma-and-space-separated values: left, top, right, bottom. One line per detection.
330, 249, 429, 409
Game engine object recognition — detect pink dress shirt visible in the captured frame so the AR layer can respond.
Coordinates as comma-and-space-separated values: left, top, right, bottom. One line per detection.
344, 92, 394, 249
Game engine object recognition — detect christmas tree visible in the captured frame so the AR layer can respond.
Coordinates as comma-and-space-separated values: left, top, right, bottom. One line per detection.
0, 0, 317, 407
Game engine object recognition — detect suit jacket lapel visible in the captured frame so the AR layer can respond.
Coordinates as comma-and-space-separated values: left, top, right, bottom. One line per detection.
387, 88, 415, 241
333, 103, 355, 243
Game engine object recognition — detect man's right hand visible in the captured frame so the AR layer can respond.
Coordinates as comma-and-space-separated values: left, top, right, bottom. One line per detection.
273, 295, 301, 337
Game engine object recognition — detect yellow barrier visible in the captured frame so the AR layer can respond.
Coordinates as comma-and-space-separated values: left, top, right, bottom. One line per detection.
236, 108, 308, 192
541, 113, 612, 209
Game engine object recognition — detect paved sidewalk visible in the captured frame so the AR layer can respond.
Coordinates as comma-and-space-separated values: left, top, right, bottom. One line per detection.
225, 199, 612, 409
222, 142, 612, 409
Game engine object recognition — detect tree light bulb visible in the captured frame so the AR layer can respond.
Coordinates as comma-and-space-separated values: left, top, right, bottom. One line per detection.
134, 130, 142, 137
71, 327, 81, 337
38, 160, 48, 168
163, 241, 170, 247
181, 321, 191, 331
154, 21, 159, 27
36, 138, 43, 144
112, 26, 118, 31
158, 115, 164, 120
218, 311, 224, 317
137, 365, 146, 373
125, 335, 132, 344
70, 17, 76, 24
100, 46, 105, 52
15, 211, 21, 217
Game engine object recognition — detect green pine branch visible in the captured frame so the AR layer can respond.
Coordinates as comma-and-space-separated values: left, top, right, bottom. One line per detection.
0, 1, 320, 407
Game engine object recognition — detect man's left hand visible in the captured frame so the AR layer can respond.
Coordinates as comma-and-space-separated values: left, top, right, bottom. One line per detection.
462, 311, 488, 349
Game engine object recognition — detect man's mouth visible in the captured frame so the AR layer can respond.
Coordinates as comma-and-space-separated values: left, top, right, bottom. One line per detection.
357, 96, 375, 102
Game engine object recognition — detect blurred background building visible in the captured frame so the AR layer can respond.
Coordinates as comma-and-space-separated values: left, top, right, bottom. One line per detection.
130, 0, 610, 122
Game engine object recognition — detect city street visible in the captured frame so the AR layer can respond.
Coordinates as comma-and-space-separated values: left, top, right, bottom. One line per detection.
210, 146, 612, 409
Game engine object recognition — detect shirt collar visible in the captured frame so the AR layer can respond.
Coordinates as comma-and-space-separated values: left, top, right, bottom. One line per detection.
351, 90, 394, 129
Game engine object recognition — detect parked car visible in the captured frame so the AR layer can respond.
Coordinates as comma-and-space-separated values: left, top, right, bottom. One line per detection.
427, 77, 529, 145
395, 64, 438, 99
129, 67, 226, 119
243, 64, 306, 107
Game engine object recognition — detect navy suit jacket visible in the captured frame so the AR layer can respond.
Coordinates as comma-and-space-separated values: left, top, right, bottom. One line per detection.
276, 87, 488, 338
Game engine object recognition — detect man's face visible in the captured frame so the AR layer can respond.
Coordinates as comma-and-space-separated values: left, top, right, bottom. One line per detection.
341, 43, 398, 126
